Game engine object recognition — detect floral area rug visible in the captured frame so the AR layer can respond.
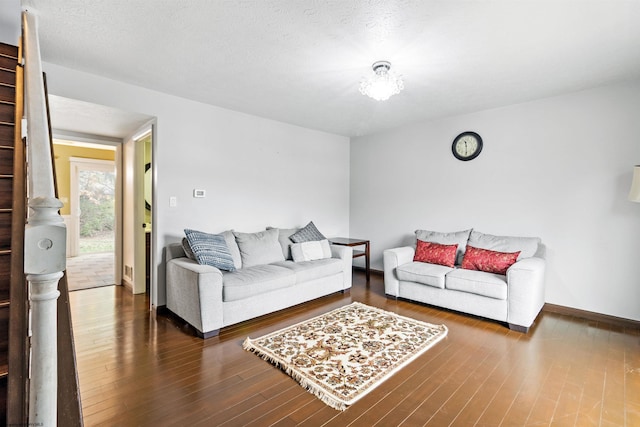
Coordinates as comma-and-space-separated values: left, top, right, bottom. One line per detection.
242, 302, 448, 411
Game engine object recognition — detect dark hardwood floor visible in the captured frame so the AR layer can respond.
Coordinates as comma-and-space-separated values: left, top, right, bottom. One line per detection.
69, 272, 640, 426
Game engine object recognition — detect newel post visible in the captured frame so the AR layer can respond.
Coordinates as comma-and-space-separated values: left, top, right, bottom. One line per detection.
24, 197, 66, 424
22, 9, 67, 425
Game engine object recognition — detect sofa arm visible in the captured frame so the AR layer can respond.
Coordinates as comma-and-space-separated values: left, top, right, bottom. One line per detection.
331, 244, 353, 289
166, 257, 224, 335
383, 246, 415, 297
506, 257, 546, 329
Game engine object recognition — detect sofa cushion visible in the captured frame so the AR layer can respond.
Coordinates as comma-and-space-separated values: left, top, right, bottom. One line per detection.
222, 264, 295, 302
468, 231, 540, 260
461, 246, 520, 275
273, 258, 343, 283
267, 227, 299, 260
184, 229, 236, 271
445, 268, 507, 300
221, 230, 243, 269
290, 221, 326, 243
233, 229, 285, 268
414, 240, 458, 267
291, 239, 332, 262
415, 229, 472, 265
396, 262, 453, 289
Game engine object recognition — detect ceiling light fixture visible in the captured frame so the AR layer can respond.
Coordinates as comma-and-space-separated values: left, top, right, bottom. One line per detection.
359, 61, 404, 101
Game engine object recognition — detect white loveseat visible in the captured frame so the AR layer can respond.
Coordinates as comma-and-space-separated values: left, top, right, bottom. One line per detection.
166, 226, 353, 338
383, 229, 546, 332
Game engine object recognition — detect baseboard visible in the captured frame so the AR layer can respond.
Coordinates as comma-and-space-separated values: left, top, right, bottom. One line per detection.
154, 305, 169, 315
122, 277, 133, 292
543, 303, 640, 329
353, 266, 384, 276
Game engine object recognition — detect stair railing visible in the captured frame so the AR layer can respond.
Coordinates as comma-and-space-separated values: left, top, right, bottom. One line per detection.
22, 10, 66, 425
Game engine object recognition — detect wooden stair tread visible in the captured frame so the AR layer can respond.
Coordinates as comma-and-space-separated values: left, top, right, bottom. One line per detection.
0, 52, 16, 59
0, 43, 18, 59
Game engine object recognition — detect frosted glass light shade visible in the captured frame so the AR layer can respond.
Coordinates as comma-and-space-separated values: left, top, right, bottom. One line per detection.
628, 166, 640, 202
359, 61, 404, 101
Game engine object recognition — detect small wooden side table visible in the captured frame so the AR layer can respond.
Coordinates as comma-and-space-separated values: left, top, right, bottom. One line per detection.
329, 237, 370, 282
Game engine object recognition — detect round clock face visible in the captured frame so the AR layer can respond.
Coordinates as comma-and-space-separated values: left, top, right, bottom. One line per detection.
452, 131, 483, 161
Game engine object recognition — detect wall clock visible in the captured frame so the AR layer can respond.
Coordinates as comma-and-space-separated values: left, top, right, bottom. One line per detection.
452, 131, 483, 161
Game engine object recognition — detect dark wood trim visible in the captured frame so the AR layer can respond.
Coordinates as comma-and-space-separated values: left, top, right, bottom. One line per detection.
6, 56, 26, 427
56, 275, 83, 426
543, 303, 640, 329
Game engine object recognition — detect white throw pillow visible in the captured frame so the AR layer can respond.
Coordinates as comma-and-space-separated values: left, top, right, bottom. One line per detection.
291, 239, 332, 262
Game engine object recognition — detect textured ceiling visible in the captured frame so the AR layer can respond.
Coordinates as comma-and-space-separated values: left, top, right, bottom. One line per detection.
20, 0, 640, 137
49, 95, 152, 139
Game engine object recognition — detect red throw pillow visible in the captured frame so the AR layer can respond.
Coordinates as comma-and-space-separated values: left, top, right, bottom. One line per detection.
461, 245, 521, 275
413, 240, 458, 267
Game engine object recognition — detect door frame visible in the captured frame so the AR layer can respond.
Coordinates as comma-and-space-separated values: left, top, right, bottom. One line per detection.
127, 122, 155, 297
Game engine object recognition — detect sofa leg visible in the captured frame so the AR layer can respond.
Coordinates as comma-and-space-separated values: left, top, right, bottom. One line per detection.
385, 294, 398, 300
508, 323, 529, 333
198, 329, 220, 339
341, 289, 350, 295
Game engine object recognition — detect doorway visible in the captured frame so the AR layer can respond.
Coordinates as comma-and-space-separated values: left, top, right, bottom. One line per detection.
54, 141, 119, 291
129, 128, 153, 296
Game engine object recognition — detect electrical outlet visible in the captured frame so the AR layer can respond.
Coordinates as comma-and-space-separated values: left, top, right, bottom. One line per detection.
169, 196, 177, 207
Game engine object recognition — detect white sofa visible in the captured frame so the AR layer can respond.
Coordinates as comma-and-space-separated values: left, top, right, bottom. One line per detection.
165, 227, 353, 338
383, 229, 546, 332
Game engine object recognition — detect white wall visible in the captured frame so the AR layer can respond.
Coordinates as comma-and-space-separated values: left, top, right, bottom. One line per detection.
43, 63, 350, 306
0, 0, 20, 46
351, 80, 640, 321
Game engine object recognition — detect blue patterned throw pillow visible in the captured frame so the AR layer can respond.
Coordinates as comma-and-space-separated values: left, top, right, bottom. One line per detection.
184, 229, 236, 271
290, 221, 326, 243
181, 237, 196, 261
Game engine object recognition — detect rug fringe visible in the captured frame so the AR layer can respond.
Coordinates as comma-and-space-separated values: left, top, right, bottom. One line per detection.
242, 337, 348, 411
